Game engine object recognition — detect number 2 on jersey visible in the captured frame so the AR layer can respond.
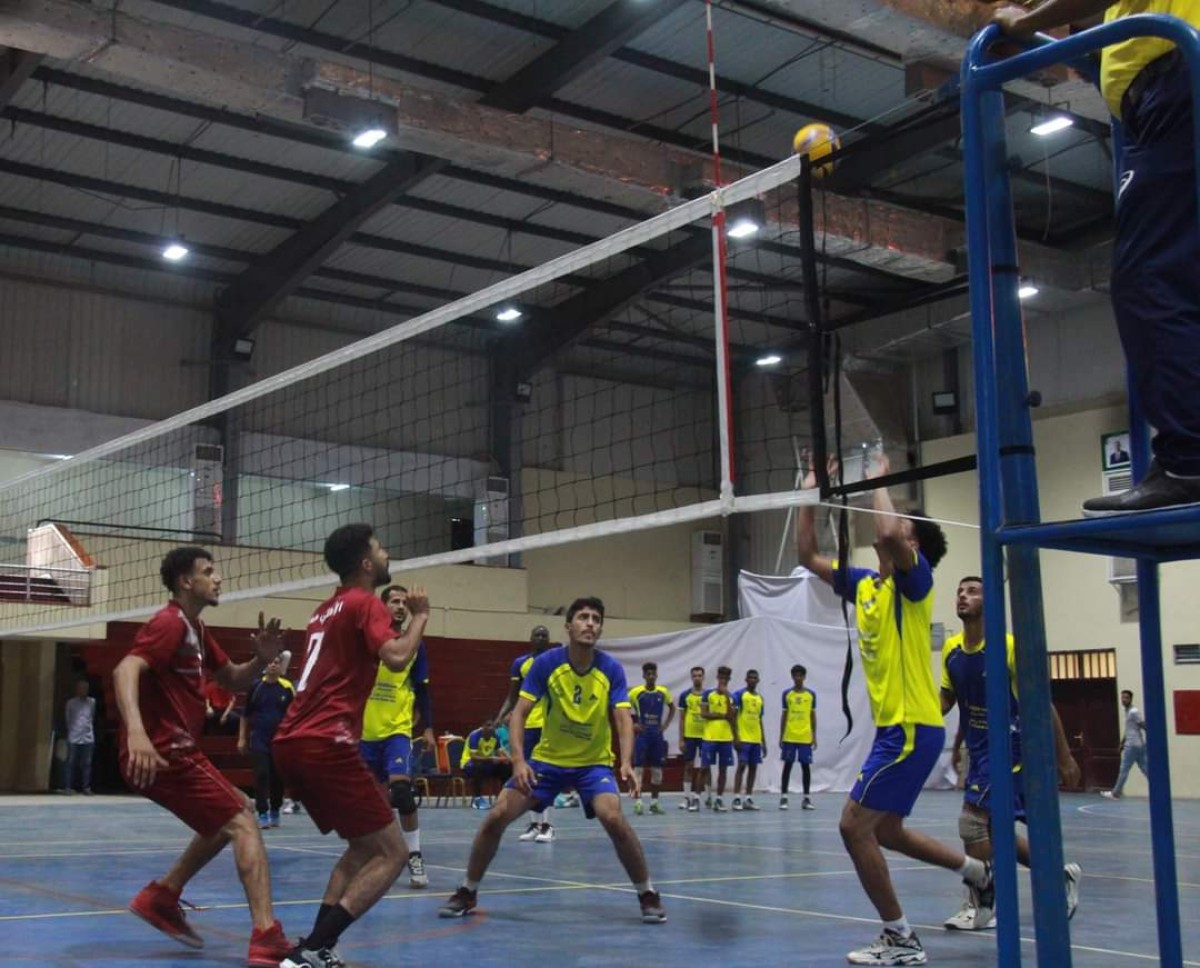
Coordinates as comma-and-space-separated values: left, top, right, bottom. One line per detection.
572, 684, 583, 704
296, 632, 325, 693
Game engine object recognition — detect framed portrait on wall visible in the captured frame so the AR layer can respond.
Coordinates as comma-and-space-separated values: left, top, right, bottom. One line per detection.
1102, 431, 1131, 471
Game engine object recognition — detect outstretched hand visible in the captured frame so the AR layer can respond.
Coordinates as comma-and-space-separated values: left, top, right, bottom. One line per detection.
801, 450, 840, 490
865, 450, 890, 480
251, 611, 284, 664
405, 586, 430, 616
990, 4, 1036, 37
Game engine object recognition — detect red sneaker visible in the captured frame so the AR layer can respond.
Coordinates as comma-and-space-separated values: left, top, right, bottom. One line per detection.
247, 919, 292, 967
128, 881, 203, 948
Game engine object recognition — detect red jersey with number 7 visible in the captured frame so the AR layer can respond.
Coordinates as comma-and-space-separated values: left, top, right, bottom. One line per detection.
274, 586, 396, 746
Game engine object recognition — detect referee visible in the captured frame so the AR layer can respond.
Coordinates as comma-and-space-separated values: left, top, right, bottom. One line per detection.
994, 0, 1200, 516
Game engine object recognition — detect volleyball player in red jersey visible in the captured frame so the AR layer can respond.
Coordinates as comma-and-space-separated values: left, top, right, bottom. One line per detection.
112, 546, 290, 967
273, 523, 430, 968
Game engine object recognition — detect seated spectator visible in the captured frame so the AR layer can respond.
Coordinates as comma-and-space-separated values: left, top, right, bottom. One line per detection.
461, 720, 511, 809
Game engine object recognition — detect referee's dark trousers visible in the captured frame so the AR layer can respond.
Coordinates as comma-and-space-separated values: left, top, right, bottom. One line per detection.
1112, 51, 1200, 476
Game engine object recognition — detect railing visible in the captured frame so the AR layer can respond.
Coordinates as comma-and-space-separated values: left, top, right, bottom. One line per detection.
0, 562, 92, 605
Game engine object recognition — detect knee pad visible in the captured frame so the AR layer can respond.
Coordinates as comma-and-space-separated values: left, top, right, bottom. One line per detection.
958, 808, 991, 846
389, 779, 417, 816
650, 767, 663, 786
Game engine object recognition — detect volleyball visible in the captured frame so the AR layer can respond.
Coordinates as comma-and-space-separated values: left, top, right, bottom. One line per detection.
792, 123, 840, 176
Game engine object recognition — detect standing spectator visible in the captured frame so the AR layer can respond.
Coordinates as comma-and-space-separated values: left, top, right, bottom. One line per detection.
239, 656, 294, 828
1102, 690, 1148, 799
204, 675, 239, 735
61, 679, 96, 795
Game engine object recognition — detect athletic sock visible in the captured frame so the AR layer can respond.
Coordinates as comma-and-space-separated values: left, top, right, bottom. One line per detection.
958, 857, 986, 884
883, 916, 911, 939
404, 829, 421, 856
542, 805, 554, 825
634, 880, 653, 894
306, 903, 355, 950
309, 903, 334, 939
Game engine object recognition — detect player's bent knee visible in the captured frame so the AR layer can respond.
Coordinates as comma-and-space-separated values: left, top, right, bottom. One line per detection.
958, 808, 991, 846
389, 778, 417, 817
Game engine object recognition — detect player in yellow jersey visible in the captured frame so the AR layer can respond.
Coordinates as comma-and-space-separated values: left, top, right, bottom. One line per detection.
360, 585, 435, 888
732, 669, 767, 811
779, 664, 817, 811
677, 666, 707, 811
798, 454, 994, 966
495, 625, 555, 841
439, 597, 667, 924
995, 0, 1200, 515
700, 666, 738, 812
461, 720, 512, 810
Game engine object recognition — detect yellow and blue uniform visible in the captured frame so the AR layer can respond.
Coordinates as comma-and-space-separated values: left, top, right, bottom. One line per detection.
1101, 1, 1200, 116
509, 645, 631, 819
733, 687, 765, 766
511, 650, 547, 760
834, 552, 945, 817
360, 642, 429, 782
461, 727, 507, 773
942, 633, 1024, 817
679, 687, 707, 763
629, 684, 674, 767
700, 688, 736, 768
781, 686, 816, 765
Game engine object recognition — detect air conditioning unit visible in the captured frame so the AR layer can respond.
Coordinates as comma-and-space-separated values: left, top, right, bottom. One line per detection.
1105, 469, 1136, 583
473, 476, 510, 567
691, 530, 724, 618
192, 443, 224, 542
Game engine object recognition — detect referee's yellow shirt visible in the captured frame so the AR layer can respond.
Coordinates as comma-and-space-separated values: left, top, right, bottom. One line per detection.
1102, 1, 1200, 116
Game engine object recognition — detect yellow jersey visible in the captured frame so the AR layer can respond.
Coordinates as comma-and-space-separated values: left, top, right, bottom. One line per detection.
680, 688, 707, 739
702, 689, 735, 742
782, 687, 816, 744
734, 688, 765, 744
1102, 1, 1200, 115
361, 642, 428, 741
835, 553, 943, 728
518, 646, 631, 768
461, 728, 503, 767
512, 651, 546, 729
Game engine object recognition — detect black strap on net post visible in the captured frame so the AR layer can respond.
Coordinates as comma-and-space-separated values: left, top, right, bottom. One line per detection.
798, 157, 854, 742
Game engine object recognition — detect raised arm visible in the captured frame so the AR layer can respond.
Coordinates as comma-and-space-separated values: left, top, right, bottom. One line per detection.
379, 588, 430, 672
866, 452, 911, 573
796, 456, 837, 586
215, 612, 284, 692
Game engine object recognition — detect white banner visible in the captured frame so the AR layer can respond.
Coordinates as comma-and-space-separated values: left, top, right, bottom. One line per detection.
601, 567, 959, 793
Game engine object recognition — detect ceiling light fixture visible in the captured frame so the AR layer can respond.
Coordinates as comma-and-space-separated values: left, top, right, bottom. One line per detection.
1030, 115, 1073, 137
162, 242, 189, 262
756, 353, 783, 367
351, 126, 388, 149
1018, 284, 1039, 300
495, 306, 524, 323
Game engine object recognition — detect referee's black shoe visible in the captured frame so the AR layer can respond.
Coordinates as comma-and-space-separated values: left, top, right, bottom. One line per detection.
1083, 460, 1200, 516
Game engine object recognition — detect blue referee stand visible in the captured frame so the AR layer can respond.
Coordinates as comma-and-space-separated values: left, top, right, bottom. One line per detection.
961, 14, 1199, 967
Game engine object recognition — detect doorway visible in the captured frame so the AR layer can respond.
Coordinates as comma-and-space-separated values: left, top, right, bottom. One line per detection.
1049, 649, 1120, 791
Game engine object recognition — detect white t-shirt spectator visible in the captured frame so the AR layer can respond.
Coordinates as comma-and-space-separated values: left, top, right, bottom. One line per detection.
66, 695, 95, 745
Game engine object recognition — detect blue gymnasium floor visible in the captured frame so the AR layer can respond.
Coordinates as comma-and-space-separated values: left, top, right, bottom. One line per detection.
1, 791, 1195, 967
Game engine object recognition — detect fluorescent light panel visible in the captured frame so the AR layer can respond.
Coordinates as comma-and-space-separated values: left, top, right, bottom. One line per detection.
495, 306, 523, 322
352, 127, 388, 148
756, 354, 782, 367
162, 243, 189, 261
1018, 285, 1039, 299
727, 218, 760, 239
1030, 116, 1073, 137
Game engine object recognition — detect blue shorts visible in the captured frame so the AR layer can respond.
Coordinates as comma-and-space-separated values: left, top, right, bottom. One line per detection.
781, 742, 813, 765
850, 724, 944, 818
522, 727, 542, 762
965, 765, 1027, 822
634, 732, 667, 767
701, 740, 734, 768
681, 737, 704, 764
359, 734, 412, 783
507, 760, 620, 820
738, 743, 763, 766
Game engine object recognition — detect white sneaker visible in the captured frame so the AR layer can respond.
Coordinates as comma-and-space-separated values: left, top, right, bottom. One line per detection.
802, 797, 815, 810
1100, 790, 1121, 800
713, 797, 727, 812
846, 929, 927, 965
731, 797, 743, 811
678, 796, 690, 810
779, 796, 789, 811
944, 898, 993, 931
407, 852, 429, 889
518, 822, 541, 842
534, 823, 555, 843
1064, 863, 1081, 920
744, 797, 760, 811
686, 797, 700, 812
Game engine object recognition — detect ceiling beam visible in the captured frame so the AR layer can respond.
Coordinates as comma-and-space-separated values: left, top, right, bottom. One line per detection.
0, 47, 41, 110
479, 0, 690, 112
